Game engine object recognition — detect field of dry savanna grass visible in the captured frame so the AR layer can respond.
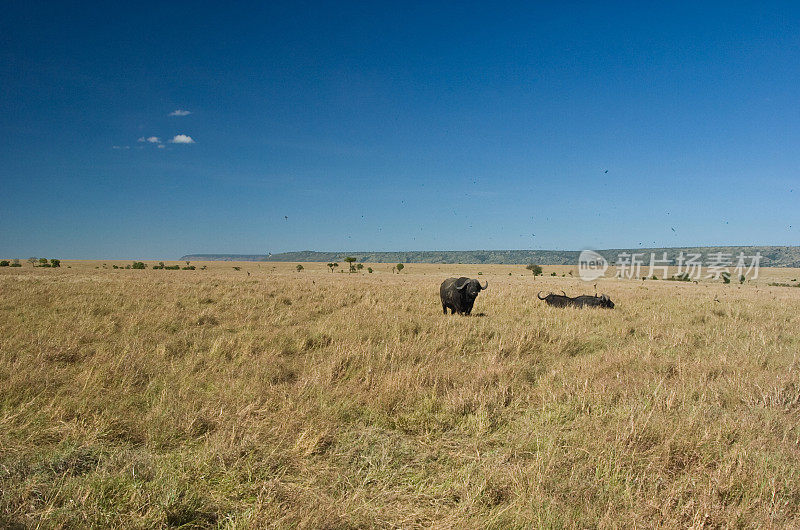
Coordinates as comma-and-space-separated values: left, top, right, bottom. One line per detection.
2, 260, 800, 528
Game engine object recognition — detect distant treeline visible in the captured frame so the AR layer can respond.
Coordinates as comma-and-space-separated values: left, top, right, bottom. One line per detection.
181, 246, 800, 267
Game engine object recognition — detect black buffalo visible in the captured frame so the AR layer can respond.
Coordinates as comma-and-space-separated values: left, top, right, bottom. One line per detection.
537, 291, 615, 309
440, 277, 488, 315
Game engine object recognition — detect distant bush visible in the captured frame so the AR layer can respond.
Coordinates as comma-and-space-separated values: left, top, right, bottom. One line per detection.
165, 265, 181, 270
296, 264, 304, 272
721, 272, 731, 284
0, 260, 8, 267
367, 267, 373, 273
12, 259, 20, 267
38, 258, 48, 266
740, 275, 746, 284
478, 272, 483, 275
152, 261, 165, 270
233, 266, 241, 271
131, 261, 146, 270
112, 265, 119, 269
200, 265, 207, 270
50, 259, 60, 268
182, 266, 196, 270
550, 272, 557, 276
356, 263, 364, 271
652, 275, 658, 280
396, 263, 404, 273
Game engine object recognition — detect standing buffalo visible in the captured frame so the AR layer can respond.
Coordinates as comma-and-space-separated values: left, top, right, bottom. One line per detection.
440, 277, 488, 315
537, 291, 615, 309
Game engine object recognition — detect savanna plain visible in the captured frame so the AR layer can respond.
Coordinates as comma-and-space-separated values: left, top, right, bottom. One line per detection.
2, 260, 800, 528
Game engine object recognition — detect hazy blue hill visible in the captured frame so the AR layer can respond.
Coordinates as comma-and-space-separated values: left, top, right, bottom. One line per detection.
182, 246, 800, 267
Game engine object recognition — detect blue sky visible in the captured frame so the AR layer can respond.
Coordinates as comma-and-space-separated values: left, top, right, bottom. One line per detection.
1, 2, 798, 259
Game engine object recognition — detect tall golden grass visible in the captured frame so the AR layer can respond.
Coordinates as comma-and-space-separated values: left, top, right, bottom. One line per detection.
1, 261, 799, 528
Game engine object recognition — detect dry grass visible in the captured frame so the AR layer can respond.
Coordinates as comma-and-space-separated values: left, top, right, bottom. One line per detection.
1, 260, 800, 528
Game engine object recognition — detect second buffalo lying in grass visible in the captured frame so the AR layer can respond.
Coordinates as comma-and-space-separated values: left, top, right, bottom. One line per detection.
537, 291, 615, 309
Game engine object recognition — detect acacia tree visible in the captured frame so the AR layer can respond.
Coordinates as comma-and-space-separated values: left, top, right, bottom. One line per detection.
344, 257, 357, 273
396, 263, 404, 273
526, 263, 543, 277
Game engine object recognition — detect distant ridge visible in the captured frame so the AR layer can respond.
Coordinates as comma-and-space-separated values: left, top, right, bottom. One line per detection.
182, 246, 800, 267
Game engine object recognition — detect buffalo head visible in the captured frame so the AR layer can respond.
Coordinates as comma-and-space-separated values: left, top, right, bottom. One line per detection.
457, 278, 488, 299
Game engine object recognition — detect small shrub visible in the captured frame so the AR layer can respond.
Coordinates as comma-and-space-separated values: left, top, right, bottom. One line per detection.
356, 263, 364, 271
131, 261, 146, 270
12, 259, 20, 267
233, 267, 241, 271
396, 263, 404, 273
165, 265, 180, 270
652, 275, 658, 280
739, 275, 746, 284
669, 272, 691, 282
478, 272, 483, 275
550, 272, 556, 276
112, 265, 119, 269
38, 258, 48, 265
50, 259, 60, 267
0, 260, 8, 267
721, 272, 731, 284
200, 265, 207, 270
296, 264, 304, 272
182, 266, 195, 270
367, 267, 373, 273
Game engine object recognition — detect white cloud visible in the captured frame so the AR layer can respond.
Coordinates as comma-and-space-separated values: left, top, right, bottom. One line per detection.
146, 136, 161, 144
169, 109, 191, 116
112, 145, 130, 150
169, 134, 195, 144
157, 144, 166, 149
137, 137, 146, 142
